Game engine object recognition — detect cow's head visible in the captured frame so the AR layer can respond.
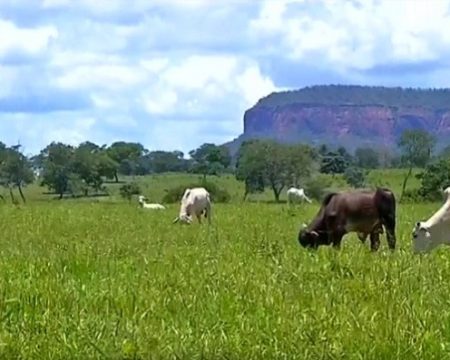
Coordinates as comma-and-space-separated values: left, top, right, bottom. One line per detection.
412, 221, 432, 253
298, 223, 321, 248
172, 213, 192, 225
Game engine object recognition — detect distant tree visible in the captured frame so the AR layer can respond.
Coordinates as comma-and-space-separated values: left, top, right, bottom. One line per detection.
189, 143, 231, 180
343, 167, 366, 188
398, 129, 435, 202
235, 140, 316, 202
235, 140, 266, 200
39, 142, 75, 199
141, 150, 188, 174
320, 150, 349, 175
107, 142, 146, 181
0, 145, 34, 203
354, 147, 380, 169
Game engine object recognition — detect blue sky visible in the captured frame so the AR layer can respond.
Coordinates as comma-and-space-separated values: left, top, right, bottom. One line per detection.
2, 0, 450, 156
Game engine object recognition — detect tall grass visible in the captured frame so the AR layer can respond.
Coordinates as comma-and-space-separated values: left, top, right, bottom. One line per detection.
0, 199, 449, 358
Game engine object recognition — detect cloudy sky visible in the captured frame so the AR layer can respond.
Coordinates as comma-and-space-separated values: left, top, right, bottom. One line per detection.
2, 0, 450, 155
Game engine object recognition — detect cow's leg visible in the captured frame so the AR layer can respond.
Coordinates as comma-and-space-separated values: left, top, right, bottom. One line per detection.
369, 231, 381, 252
381, 214, 396, 250
331, 231, 345, 250
196, 213, 202, 224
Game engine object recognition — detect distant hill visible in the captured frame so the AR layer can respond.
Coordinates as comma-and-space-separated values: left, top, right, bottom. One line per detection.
225, 85, 450, 154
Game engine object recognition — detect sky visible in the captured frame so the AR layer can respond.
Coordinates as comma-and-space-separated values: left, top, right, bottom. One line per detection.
2, 0, 450, 156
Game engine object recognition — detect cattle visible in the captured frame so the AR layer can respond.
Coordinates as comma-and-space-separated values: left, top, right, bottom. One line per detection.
172, 187, 211, 225
298, 187, 397, 251
138, 195, 166, 210
412, 187, 450, 253
287, 187, 312, 205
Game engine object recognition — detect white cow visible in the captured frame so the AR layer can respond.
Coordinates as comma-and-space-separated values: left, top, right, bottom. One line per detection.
412, 187, 450, 253
172, 187, 211, 224
287, 187, 312, 205
138, 195, 166, 210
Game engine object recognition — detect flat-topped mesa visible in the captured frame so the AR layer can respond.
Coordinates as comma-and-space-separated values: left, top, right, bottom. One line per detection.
228, 85, 450, 153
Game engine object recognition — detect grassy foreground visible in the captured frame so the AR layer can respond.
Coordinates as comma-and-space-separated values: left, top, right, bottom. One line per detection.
0, 200, 450, 359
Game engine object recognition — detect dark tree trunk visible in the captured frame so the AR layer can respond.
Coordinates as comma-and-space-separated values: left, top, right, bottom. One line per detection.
400, 166, 413, 203
8, 187, 16, 204
114, 171, 119, 183
18, 184, 26, 203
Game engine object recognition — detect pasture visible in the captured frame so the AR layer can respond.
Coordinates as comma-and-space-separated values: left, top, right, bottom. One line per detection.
0, 170, 449, 359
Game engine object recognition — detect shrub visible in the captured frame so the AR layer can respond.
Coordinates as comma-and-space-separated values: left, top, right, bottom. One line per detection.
304, 174, 333, 201
417, 159, 450, 201
343, 166, 367, 188
119, 182, 141, 201
162, 181, 231, 203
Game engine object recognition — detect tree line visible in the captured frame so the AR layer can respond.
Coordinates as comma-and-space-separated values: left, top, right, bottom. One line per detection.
0, 128, 447, 202
258, 84, 450, 109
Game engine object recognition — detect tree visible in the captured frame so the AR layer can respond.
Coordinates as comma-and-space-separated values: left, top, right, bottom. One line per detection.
343, 167, 366, 188
235, 140, 266, 200
189, 143, 231, 179
39, 142, 75, 199
235, 140, 316, 202
107, 142, 145, 181
119, 182, 141, 201
398, 129, 435, 202
320, 150, 349, 174
0, 145, 34, 203
140, 151, 188, 174
354, 147, 380, 169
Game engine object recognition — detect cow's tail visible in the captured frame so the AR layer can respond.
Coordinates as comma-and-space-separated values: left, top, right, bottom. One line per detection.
375, 188, 396, 250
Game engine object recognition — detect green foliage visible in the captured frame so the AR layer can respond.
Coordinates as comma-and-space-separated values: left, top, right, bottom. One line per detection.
162, 181, 231, 204
398, 129, 435, 201
119, 182, 141, 201
417, 159, 450, 201
235, 140, 317, 202
320, 150, 350, 174
398, 129, 435, 168
189, 143, 231, 177
107, 141, 145, 178
257, 84, 450, 109
344, 167, 367, 188
303, 173, 333, 200
354, 147, 380, 169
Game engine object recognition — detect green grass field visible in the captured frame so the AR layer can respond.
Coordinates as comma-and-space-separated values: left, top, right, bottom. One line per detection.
0, 169, 448, 359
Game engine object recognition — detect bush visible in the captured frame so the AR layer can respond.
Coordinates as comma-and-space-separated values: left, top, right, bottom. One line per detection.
162, 181, 231, 203
401, 189, 423, 203
119, 182, 141, 201
304, 174, 333, 201
417, 159, 450, 201
343, 166, 367, 188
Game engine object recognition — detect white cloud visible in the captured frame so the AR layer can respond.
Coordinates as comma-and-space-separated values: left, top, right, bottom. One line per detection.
0, 20, 57, 58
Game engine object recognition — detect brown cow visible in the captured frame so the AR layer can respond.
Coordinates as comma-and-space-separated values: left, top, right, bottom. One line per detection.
298, 187, 396, 251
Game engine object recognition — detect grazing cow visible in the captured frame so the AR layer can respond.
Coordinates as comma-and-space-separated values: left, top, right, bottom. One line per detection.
172, 187, 211, 225
412, 187, 450, 253
298, 187, 397, 251
287, 187, 312, 205
138, 195, 166, 210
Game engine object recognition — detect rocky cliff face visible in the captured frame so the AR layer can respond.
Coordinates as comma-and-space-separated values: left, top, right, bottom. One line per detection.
226, 85, 450, 153
242, 104, 450, 150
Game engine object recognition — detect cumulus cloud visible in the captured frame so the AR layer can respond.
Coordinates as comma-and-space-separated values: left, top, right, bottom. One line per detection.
1, 0, 450, 154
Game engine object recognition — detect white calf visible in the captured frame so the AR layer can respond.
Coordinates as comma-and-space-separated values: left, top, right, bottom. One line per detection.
412, 187, 450, 253
172, 187, 211, 224
287, 187, 312, 205
138, 195, 166, 210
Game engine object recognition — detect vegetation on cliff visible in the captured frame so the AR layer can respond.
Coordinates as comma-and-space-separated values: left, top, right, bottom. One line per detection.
257, 85, 450, 109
